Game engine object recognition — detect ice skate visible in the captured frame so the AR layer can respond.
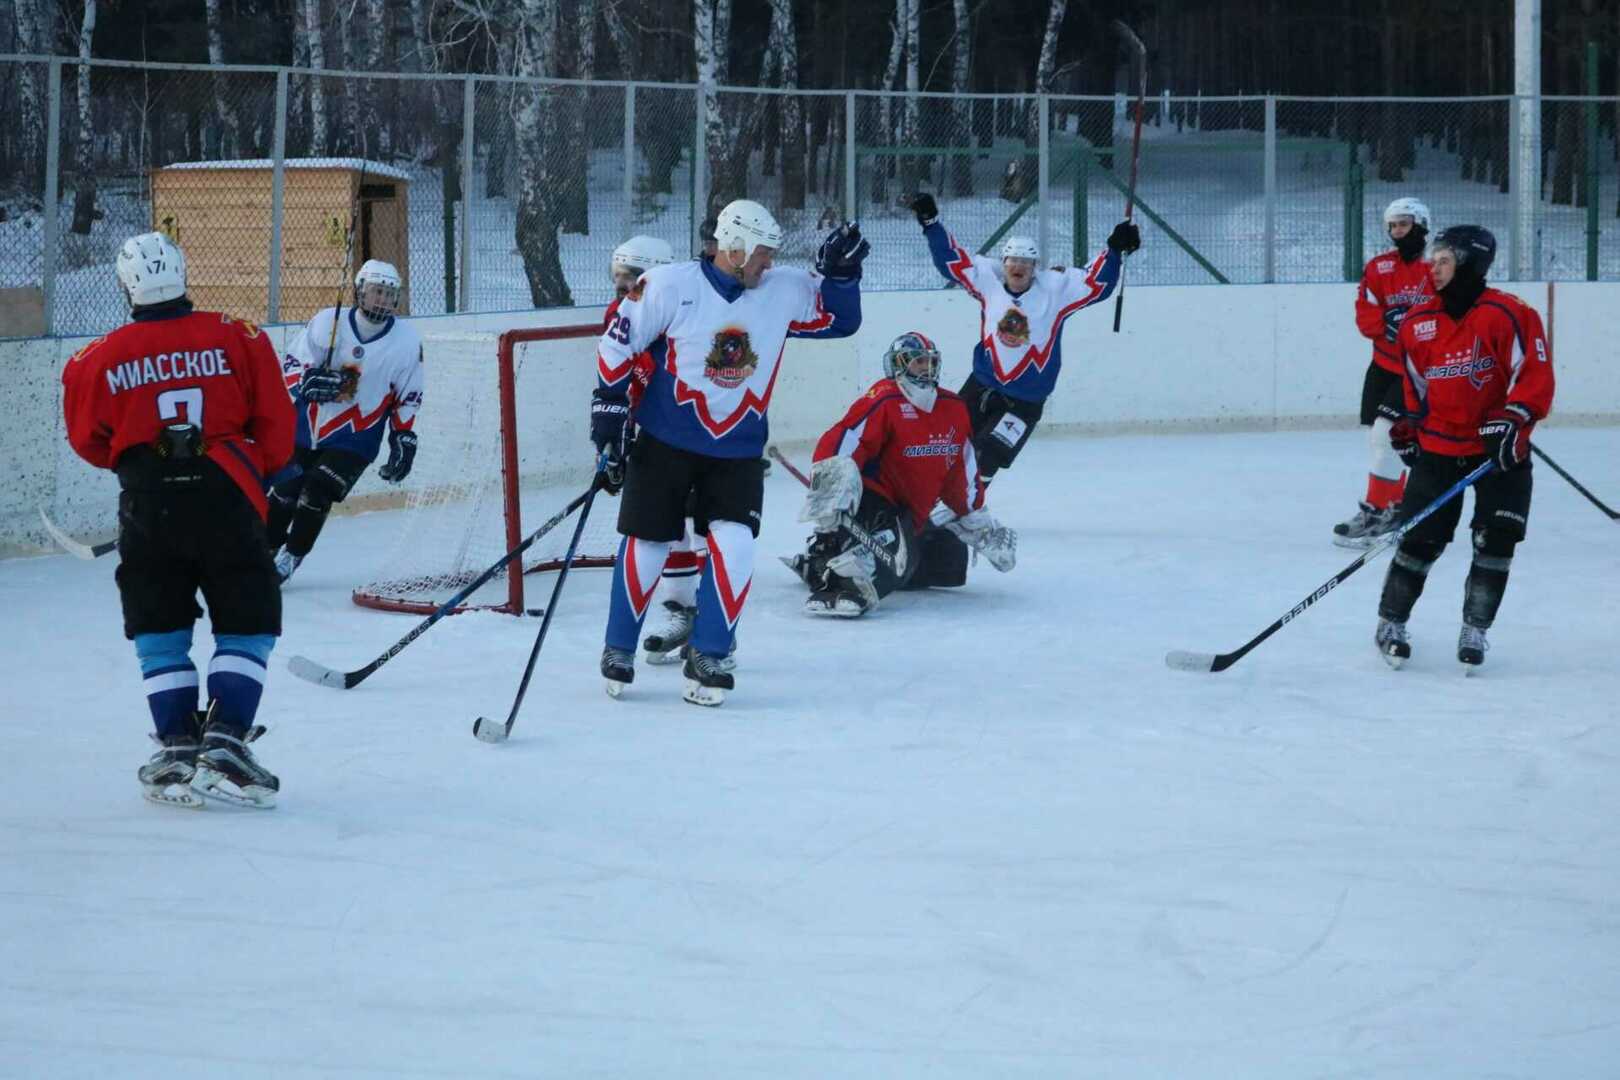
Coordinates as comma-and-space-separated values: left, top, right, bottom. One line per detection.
190, 709, 278, 809
1458, 623, 1489, 673
804, 585, 869, 618
682, 649, 734, 707
1375, 617, 1411, 669
641, 601, 695, 665
601, 645, 635, 698
273, 547, 302, 584
138, 712, 205, 810
1333, 503, 1399, 548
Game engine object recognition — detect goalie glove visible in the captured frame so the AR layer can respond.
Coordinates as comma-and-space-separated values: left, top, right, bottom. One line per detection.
797, 456, 863, 528
943, 508, 1017, 572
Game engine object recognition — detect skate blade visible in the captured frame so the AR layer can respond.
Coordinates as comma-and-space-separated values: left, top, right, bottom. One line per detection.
1333, 535, 1376, 550
643, 649, 683, 666
143, 783, 205, 810
1380, 649, 1408, 671
190, 767, 276, 809
682, 680, 726, 707
605, 678, 628, 699
1460, 660, 1483, 677
805, 603, 864, 618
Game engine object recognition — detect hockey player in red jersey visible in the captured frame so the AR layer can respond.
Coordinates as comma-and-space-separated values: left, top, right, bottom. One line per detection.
1335, 197, 1436, 546
61, 232, 295, 808
1374, 225, 1555, 671
790, 332, 1016, 617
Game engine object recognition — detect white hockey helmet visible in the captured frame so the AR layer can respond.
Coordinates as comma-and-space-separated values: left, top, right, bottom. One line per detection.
611, 234, 675, 276
1383, 197, 1431, 232
116, 231, 187, 308
354, 258, 402, 320
1000, 235, 1039, 263
713, 198, 784, 259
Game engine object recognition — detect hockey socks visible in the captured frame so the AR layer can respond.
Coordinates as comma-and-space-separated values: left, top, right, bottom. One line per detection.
605, 536, 673, 652
208, 634, 275, 733
691, 520, 753, 659
1365, 471, 1407, 510
135, 629, 199, 738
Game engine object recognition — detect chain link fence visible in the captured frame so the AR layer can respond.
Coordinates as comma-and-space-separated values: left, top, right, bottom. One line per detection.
1, 54, 1615, 339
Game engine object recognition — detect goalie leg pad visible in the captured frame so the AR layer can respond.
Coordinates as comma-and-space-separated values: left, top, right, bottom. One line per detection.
902, 527, 969, 589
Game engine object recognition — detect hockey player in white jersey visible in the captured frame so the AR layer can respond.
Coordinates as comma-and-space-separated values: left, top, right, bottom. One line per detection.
592, 199, 867, 705
268, 259, 424, 583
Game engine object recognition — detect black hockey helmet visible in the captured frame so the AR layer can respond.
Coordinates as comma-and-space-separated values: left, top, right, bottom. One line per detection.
1429, 224, 1496, 280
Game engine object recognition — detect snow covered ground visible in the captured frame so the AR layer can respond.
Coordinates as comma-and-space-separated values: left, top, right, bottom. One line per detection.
2, 426, 1618, 1077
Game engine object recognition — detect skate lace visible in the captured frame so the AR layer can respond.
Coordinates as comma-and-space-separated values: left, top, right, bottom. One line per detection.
1459, 625, 1489, 654
1377, 619, 1408, 646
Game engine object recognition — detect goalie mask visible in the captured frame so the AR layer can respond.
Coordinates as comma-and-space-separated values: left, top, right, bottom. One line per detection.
354, 259, 402, 321
884, 331, 941, 390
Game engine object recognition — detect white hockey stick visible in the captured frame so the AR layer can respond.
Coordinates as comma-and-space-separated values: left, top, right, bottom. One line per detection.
38, 507, 117, 559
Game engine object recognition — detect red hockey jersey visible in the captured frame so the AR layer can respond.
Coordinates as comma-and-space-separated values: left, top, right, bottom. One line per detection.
1356, 250, 1434, 374
62, 309, 296, 516
1396, 289, 1555, 456
812, 379, 984, 529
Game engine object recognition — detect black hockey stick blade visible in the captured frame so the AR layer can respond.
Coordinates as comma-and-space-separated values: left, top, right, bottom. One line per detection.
1165, 459, 1493, 673
1530, 442, 1620, 520
39, 507, 117, 559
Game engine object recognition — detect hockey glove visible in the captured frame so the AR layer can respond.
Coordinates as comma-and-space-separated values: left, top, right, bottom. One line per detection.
944, 508, 1017, 572
1374, 398, 1406, 425
798, 456, 864, 528
910, 192, 939, 228
1107, 220, 1142, 255
1479, 403, 1534, 472
1382, 304, 1408, 344
1388, 416, 1422, 467
298, 365, 346, 403
590, 389, 633, 494
377, 429, 418, 483
815, 222, 871, 281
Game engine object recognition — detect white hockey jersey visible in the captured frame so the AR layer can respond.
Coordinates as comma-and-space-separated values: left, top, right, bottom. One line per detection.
596, 258, 862, 458
282, 305, 424, 462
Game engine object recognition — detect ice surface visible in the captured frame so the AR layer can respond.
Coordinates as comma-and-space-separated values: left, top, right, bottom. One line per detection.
2, 427, 1617, 1077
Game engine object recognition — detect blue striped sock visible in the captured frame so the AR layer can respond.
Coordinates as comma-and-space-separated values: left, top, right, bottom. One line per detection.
134, 629, 198, 739
207, 634, 276, 732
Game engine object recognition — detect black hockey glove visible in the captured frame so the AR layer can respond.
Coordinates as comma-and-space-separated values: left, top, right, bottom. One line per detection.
1382, 304, 1408, 344
1388, 416, 1422, 467
1479, 403, 1533, 473
590, 389, 633, 494
299, 365, 346, 403
1374, 398, 1406, 425
1107, 220, 1142, 255
377, 429, 418, 483
910, 192, 939, 228
815, 222, 870, 281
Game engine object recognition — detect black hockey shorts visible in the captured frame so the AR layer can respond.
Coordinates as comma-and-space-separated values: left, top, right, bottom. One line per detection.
1359, 363, 1405, 426
114, 452, 282, 639
617, 431, 765, 542
959, 375, 1044, 477
1399, 450, 1533, 548
273, 446, 371, 505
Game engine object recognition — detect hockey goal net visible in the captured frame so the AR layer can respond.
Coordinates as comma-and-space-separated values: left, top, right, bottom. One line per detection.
353, 324, 620, 615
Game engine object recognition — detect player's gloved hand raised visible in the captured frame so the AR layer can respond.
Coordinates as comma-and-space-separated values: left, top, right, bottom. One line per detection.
816, 222, 870, 281
1382, 304, 1407, 344
1479, 403, 1533, 472
1107, 220, 1141, 255
377, 429, 418, 483
910, 192, 938, 228
298, 365, 346, 403
590, 389, 633, 494
1388, 416, 1422, 467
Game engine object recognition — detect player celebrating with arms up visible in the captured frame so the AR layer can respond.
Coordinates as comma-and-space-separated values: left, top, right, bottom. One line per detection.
592, 199, 867, 706
791, 331, 1016, 617
909, 191, 1138, 491
1374, 225, 1554, 671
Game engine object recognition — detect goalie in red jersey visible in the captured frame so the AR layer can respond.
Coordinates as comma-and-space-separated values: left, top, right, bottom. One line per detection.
788, 331, 1017, 617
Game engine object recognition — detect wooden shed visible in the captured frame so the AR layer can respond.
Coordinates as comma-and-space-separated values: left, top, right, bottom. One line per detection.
150, 158, 410, 325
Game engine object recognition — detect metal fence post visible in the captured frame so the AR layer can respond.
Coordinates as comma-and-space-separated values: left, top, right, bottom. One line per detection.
844, 91, 856, 224
1584, 42, 1598, 281
42, 59, 62, 336
1073, 145, 1088, 266
1037, 94, 1050, 262
1263, 95, 1276, 284
459, 75, 474, 313
623, 83, 636, 229
267, 69, 288, 323
1513, 0, 1540, 280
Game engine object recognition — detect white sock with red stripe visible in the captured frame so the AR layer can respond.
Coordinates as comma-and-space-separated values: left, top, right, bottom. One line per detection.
692, 520, 752, 659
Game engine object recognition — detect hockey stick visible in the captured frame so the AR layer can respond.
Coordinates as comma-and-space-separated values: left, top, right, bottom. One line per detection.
1111, 19, 1147, 335
473, 475, 604, 744
1530, 443, 1620, 521
1166, 459, 1494, 673
287, 479, 597, 690
766, 445, 908, 578
38, 506, 117, 559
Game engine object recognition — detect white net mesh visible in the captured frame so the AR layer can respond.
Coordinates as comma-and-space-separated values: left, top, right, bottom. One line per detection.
353, 325, 620, 614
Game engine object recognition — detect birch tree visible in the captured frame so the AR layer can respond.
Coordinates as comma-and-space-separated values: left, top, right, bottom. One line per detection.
12, 0, 45, 193
512, 0, 571, 305
900, 0, 920, 196
870, 0, 903, 203
950, 0, 973, 195
69, 0, 97, 235
561, 0, 597, 233
694, 0, 730, 209
204, 0, 242, 159
364, 0, 391, 158
302, 0, 329, 154
767, 0, 804, 209
338, 2, 363, 155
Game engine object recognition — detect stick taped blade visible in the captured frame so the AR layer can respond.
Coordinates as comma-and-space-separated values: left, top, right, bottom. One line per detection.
1165, 650, 1220, 673
288, 655, 352, 689
472, 717, 508, 743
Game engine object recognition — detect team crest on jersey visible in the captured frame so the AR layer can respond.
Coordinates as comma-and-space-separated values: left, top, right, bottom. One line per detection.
1410, 317, 1438, 342
704, 328, 759, 389
995, 307, 1031, 348
338, 364, 362, 402
1376, 259, 1395, 274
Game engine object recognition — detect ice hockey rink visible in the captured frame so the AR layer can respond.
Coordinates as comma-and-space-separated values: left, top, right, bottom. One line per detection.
2, 424, 1617, 1077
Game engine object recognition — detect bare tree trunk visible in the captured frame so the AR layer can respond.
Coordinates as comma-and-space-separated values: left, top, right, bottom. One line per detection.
69, 0, 97, 236
487, 33, 514, 198
12, 0, 45, 195
303, 0, 329, 153
950, 0, 973, 196
513, 0, 571, 306
695, 0, 743, 211
602, 0, 635, 76
561, 0, 597, 233
204, 0, 241, 159
714, 0, 732, 83
900, 0, 920, 196
769, 0, 805, 209
338, 2, 363, 156
1374, 0, 1406, 182
871, 1, 903, 204
364, 0, 391, 158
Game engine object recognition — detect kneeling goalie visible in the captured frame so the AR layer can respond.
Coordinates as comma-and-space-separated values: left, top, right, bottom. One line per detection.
791, 331, 1017, 616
